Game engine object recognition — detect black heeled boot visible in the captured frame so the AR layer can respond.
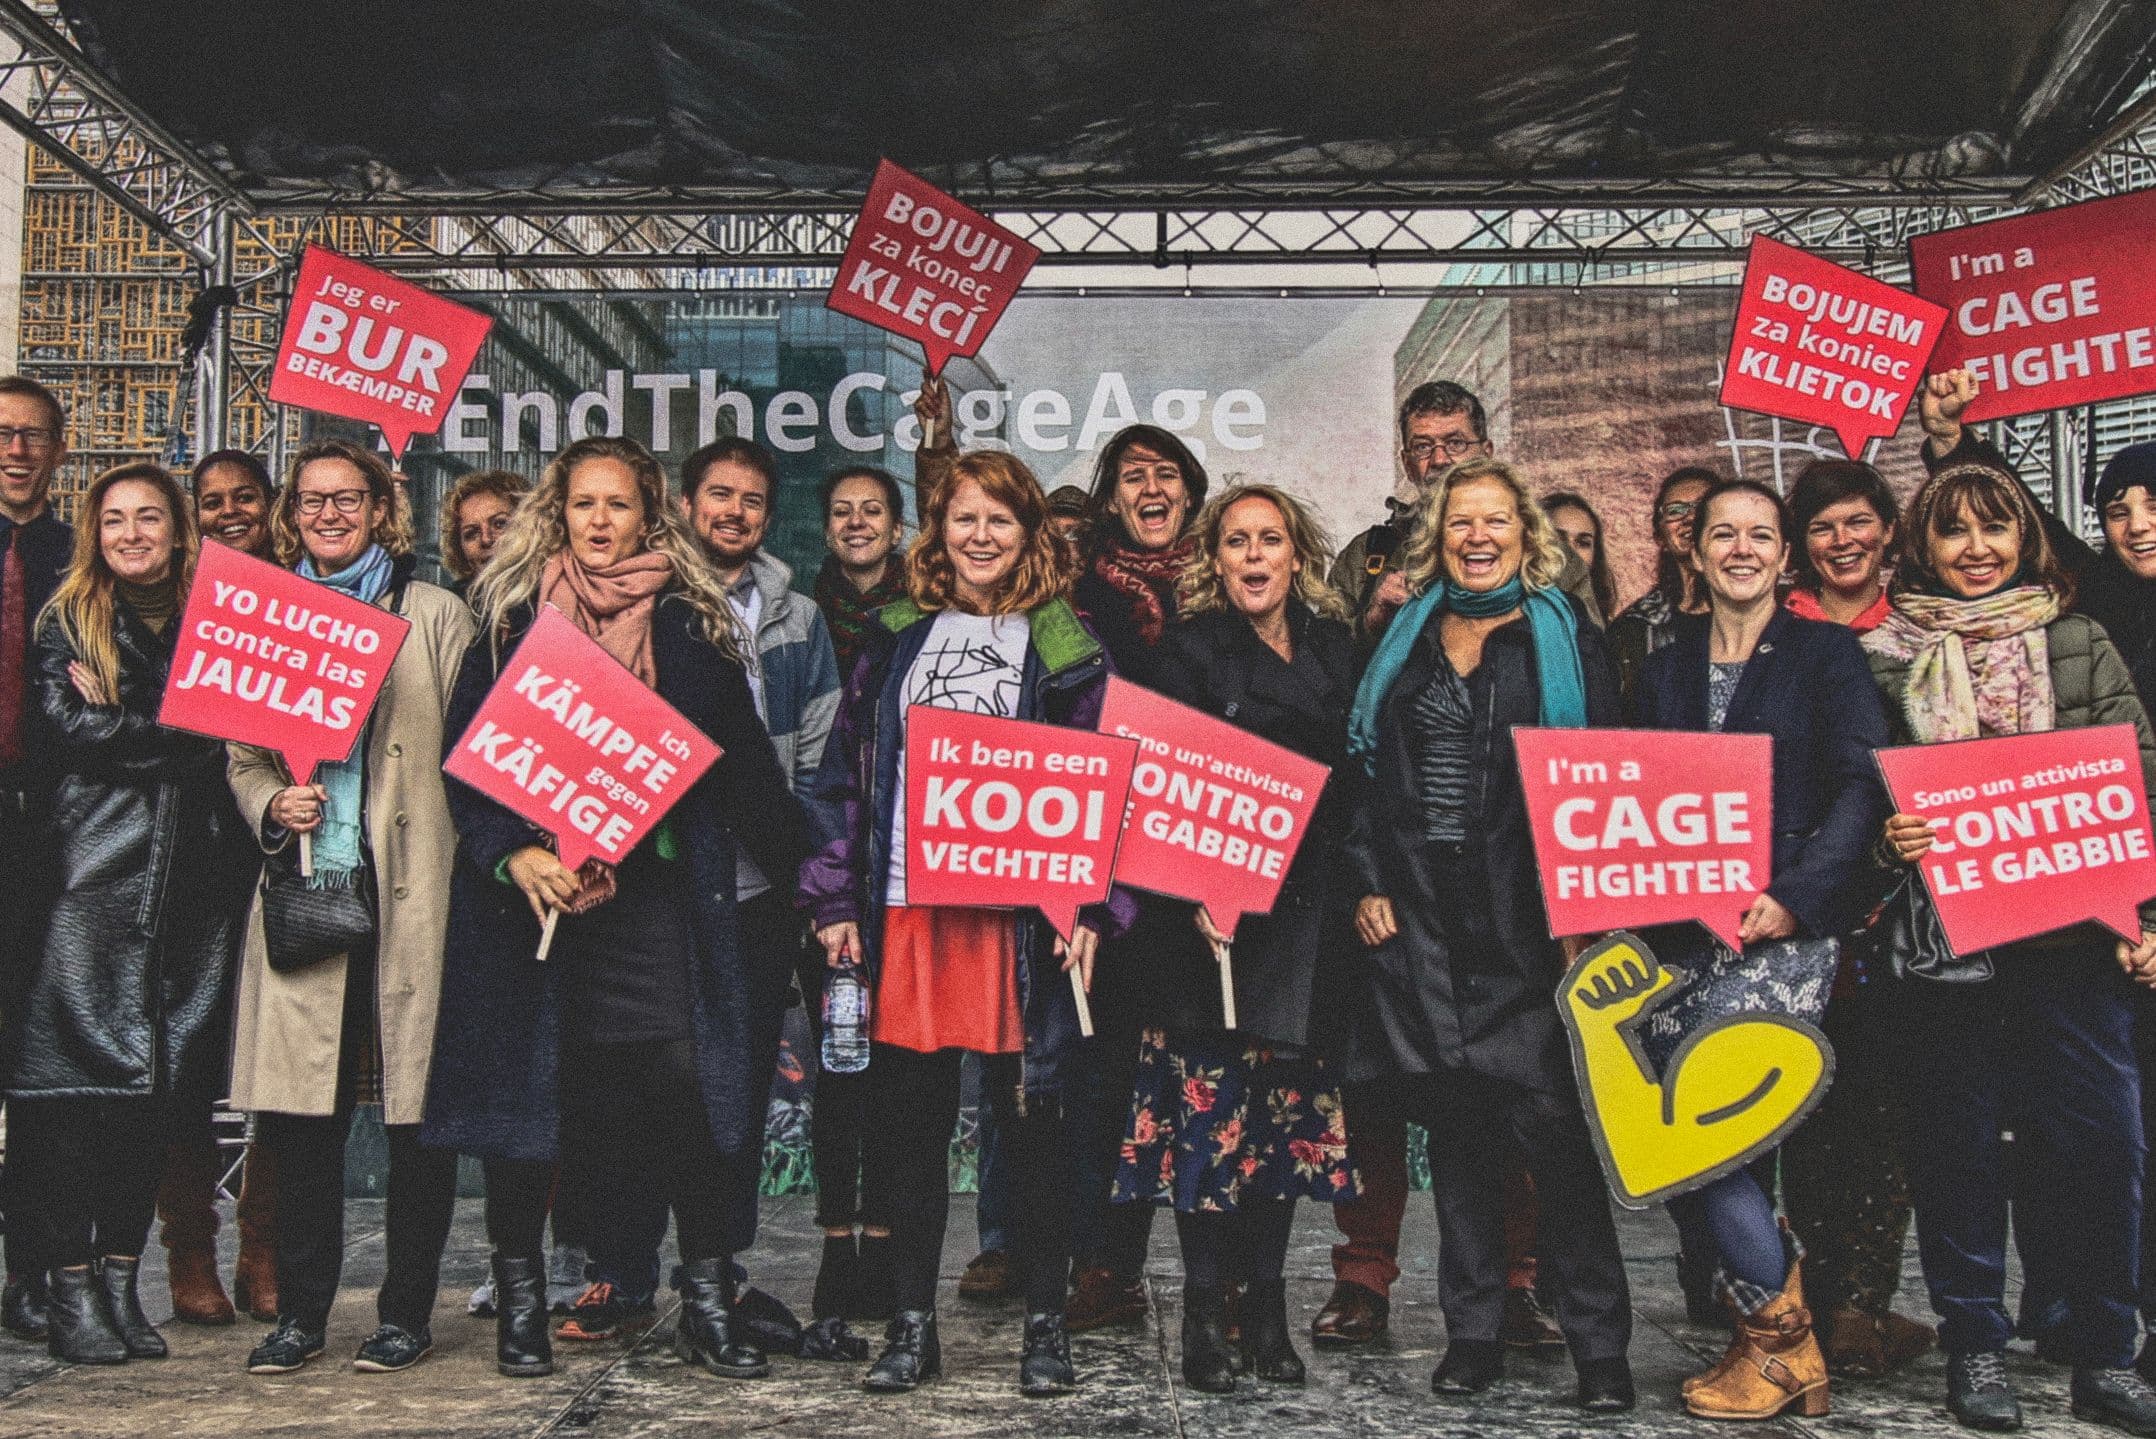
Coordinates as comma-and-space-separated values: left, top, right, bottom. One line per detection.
493, 1254, 554, 1377
1239, 1277, 1304, 1384
45, 1265, 127, 1364
1019, 1311, 1076, 1396
1181, 1286, 1238, 1394
864, 1309, 940, 1392
96, 1258, 165, 1359
674, 1258, 768, 1379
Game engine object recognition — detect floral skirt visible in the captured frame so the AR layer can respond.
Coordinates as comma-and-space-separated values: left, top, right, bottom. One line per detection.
1111, 1027, 1356, 1213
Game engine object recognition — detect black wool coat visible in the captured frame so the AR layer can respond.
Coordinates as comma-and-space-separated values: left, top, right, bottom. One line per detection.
7, 603, 256, 1102
1341, 593, 1621, 1091
421, 592, 808, 1164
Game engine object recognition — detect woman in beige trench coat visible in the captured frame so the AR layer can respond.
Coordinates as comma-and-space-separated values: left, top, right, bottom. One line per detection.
224, 438, 477, 1379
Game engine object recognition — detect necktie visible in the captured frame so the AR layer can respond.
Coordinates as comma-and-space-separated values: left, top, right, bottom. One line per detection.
0, 535, 24, 770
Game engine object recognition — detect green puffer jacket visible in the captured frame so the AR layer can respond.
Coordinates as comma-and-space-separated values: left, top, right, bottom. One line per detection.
1866, 611, 2156, 945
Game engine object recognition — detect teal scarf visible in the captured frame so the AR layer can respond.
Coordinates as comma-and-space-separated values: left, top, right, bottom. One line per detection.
1347, 576, 1587, 777
296, 544, 393, 886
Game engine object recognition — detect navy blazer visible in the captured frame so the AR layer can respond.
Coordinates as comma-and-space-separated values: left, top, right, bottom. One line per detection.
1634, 607, 1889, 937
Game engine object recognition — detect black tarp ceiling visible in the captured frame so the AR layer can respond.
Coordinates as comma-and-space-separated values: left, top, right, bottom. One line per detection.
55, 0, 2156, 206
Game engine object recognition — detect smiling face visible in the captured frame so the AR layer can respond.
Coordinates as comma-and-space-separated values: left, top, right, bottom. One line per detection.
2104, 485, 2156, 582
944, 478, 1023, 610
1655, 475, 1711, 558
1108, 441, 1190, 551
1216, 494, 1300, 625
1928, 498, 2021, 600
1440, 475, 1526, 594
1698, 490, 1788, 609
565, 457, 647, 569
685, 458, 769, 572
1548, 501, 1598, 570
1804, 495, 1892, 601
826, 473, 899, 575
100, 478, 176, 585
455, 490, 515, 572
194, 462, 271, 557
0, 389, 64, 523
293, 457, 386, 575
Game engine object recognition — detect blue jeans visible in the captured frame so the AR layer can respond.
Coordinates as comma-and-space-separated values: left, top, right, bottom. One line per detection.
1899, 944, 2144, 1365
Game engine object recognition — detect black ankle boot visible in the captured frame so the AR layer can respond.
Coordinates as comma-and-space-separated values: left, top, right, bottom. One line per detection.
1181, 1285, 1238, 1393
864, 1309, 940, 1392
45, 1265, 127, 1364
1239, 1277, 1304, 1384
492, 1254, 554, 1377
1019, 1311, 1076, 1396
813, 1234, 858, 1321
2, 1271, 49, 1341
675, 1258, 768, 1379
95, 1258, 165, 1359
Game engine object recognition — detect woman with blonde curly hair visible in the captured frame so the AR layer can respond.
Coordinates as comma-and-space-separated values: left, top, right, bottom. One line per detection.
1109, 485, 1359, 1395
420, 435, 804, 1383
1341, 457, 1636, 1413
799, 449, 1134, 1396
436, 468, 529, 595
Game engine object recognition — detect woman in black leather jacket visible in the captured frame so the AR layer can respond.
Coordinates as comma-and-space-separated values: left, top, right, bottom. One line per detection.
10, 462, 255, 1364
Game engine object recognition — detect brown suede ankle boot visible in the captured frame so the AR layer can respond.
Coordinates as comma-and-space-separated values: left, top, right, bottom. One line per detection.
1684, 1259, 1829, 1421
156, 1138, 234, 1326
232, 1140, 279, 1322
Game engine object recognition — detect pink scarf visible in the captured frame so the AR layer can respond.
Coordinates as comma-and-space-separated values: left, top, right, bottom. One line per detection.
538, 548, 673, 686
1863, 585, 2060, 742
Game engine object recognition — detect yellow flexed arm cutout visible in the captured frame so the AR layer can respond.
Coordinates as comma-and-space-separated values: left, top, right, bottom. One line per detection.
1559, 932, 1834, 1208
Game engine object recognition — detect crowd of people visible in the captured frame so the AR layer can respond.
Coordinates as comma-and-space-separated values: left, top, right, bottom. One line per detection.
4, 362, 2156, 1432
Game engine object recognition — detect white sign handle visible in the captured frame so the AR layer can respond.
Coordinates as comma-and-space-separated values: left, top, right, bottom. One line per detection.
297, 830, 312, 880
1212, 938, 1237, 1029
922, 415, 937, 451
536, 909, 560, 963
1070, 964, 1093, 1038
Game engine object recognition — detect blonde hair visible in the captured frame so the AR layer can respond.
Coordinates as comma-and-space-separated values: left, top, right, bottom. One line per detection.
470, 435, 744, 661
1398, 457, 1569, 596
270, 438, 415, 566
437, 468, 531, 582
41, 461, 197, 701
907, 450, 1074, 616
1177, 484, 1348, 621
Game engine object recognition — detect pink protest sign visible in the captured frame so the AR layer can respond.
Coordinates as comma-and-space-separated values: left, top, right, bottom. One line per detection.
1875, 726, 2156, 954
1096, 676, 1328, 939
443, 607, 721, 871
1514, 727, 1773, 951
159, 540, 410, 783
1719, 236, 1946, 459
269, 245, 494, 457
825, 160, 1040, 376
901, 705, 1136, 940
1910, 189, 2156, 421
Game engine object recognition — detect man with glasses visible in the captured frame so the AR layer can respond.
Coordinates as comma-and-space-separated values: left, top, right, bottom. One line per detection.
0, 377, 73, 1344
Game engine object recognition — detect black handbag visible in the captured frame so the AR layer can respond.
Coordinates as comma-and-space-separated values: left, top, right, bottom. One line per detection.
259, 843, 377, 973
1857, 871, 1994, 984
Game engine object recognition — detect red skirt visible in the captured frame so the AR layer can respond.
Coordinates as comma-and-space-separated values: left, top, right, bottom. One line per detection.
873, 905, 1023, 1055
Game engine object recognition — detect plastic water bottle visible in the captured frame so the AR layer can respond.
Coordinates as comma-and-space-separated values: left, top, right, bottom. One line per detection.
822, 961, 871, 1074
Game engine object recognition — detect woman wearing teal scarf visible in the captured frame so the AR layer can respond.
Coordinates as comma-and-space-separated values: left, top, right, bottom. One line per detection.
1337, 459, 1633, 1414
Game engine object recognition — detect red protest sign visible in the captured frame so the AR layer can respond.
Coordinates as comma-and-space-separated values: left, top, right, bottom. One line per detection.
901, 705, 1136, 940
1909, 190, 2156, 422
1874, 726, 2156, 953
1719, 235, 1947, 459
443, 607, 721, 871
269, 245, 494, 457
1096, 676, 1328, 939
825, 160, 1040, 376
1514, 727, 1773, 951
159, 541, 410, 783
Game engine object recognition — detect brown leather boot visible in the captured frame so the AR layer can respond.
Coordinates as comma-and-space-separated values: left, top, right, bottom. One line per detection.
1684, 1259, 1829, 1420
156, 1137, 234, 1326
232, 1140, 279, 1322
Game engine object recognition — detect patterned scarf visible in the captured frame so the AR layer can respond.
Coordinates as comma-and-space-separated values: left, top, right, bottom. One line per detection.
814, 555, 909, 676
1864, 584, 2060, 742
297, 543, 394, 885
538, 547, 673, 686
1089, 533, 1198, 646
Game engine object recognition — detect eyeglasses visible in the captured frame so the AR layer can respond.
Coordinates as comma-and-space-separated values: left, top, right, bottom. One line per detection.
0, 425, 58, 451
1657, 501, 1698, 522
294, 488, 372, 517
1406, 436, 1485, 464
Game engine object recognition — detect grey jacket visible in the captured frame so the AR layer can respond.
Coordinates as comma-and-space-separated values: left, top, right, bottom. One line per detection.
732, 549, 841, 896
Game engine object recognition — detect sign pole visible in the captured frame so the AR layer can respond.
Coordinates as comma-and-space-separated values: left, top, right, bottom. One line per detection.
1211, 938, 1237, 1029
298, 831, 312, 879
1070, 967, 1093, 1038
536, 909, 559, 964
